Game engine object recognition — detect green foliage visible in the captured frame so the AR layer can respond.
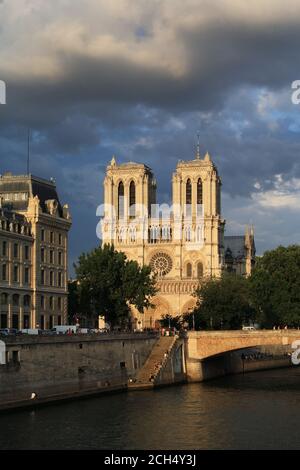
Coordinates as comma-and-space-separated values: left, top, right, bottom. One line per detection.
67, 279, 80, 323
74, 244, 157, 327
250, 245, 300, 327
160, 314, 182, 330
188, 272, 255, 330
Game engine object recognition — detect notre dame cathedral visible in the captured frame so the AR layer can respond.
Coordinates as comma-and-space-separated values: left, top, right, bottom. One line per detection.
101, 148, 255, 328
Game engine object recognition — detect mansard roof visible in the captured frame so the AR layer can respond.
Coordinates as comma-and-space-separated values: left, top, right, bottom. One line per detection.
0, 206, 32, 237
0, 173, 63, 216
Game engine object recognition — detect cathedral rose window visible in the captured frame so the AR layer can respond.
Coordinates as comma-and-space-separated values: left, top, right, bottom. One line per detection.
150, 252, 173, 276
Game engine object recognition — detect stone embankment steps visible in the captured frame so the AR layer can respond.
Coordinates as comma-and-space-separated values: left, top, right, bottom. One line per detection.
129, 336, 177, 390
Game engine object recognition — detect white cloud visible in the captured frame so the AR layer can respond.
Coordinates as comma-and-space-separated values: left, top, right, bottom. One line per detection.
252, 175, 300, 210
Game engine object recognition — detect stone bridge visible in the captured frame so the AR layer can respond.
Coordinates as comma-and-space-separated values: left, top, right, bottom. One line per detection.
187, 330, 300, 360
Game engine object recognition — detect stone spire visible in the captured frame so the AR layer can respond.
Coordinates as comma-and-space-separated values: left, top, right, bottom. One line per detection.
196, 131, 201, 159
204, 151, 211, 162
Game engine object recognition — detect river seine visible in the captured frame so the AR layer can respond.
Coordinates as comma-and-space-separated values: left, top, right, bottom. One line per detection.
0, 367, 300, 450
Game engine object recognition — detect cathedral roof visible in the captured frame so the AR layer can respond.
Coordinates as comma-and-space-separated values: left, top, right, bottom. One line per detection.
176, 151, 218, 172
224, 236, 246, 259
107, 157, 153, 173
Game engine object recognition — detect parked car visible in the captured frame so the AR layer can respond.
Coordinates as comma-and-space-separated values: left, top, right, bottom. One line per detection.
0, 328, 18, 336
0, 328, 9, 336
242, 326, 256, 331
20, 329, 42, 335
77, 328, 89, 334
51, 325, 77, 335
40, 329, 57, 336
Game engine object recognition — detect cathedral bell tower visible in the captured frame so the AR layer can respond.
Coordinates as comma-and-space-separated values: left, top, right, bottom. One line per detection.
102, 157, 156, 263
172, 150, 224, 277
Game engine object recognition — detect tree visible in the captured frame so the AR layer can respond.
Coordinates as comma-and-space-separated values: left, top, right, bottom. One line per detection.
250, 245, 300, 327
160, 314, 182, 330
74, 244, 157, 327
187, 273, 255, 330
67, 279, 80, 324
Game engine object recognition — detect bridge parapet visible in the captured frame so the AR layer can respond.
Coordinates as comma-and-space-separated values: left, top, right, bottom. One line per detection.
187, 330, 300, 360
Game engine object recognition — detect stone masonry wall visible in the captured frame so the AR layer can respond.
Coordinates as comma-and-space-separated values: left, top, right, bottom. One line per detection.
0, 334, 158, 398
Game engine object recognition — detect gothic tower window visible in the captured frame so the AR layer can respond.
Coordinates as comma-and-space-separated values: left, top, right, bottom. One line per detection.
118, 181, 124, 219
197, 178, 203, 216
186, 179, 192, 204
186, 262, 192, 278
186, 178, 192, 217
197, 262, 203, 278
129, 180, 136, 219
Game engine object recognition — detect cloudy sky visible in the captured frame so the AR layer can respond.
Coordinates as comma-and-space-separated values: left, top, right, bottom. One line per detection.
1, 0, 300, 271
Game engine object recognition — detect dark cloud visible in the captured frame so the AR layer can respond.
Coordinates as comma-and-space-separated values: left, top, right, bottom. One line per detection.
1, 1, 300, 267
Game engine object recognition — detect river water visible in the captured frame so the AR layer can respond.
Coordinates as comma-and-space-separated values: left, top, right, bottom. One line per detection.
1, 367, 300, 450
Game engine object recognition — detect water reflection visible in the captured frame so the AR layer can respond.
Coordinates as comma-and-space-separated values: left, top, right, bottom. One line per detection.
0, 367, 300, 449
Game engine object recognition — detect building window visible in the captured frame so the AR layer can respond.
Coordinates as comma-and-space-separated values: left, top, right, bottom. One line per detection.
12, 294, 20, 307
23, 315, 30, 329
1, 293, 8, 305
50, 250, 54, 264
129, 181, 136, 218
50, 232, 54, 244
2, 264, 7, 281
197, 178, 203, 214
58, 315, 62, 326
24, 267, 29, 284
24, 245, 30, 260
41, 295, 45, 309
186, 263, 192, 278
13, 243, 19, 258
58, 233, 62, 245
23, 295, 30, 308
12, 314, 19, 329
118, 181, 125, 219
186, 179, 192, 205
197, 262, 203, 278
58, 251, 62, 266
41, 269, 45, 285
186, 179, 192, 216
2, 241, 7, 257
50, 271, 54, 286
1, 314, 7, 328
41, 229, 45, 242
40, 315, 45, 330
58, 272, 62, 287
23, 295, 31, 308
49, 296, 54, 310
13, 265, 19, 283
41, 248, 45, 263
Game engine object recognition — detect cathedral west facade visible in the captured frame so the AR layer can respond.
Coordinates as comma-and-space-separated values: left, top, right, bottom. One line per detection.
101, 150, 255, 328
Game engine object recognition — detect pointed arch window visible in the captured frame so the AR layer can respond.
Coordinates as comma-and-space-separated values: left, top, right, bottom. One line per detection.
197, 178, 203, 216
186, 179, 192, 205
129, 180, 136, 218
197, 178, 203, 204
118, 181, 125, 219
197, 262, 203, 278
186, 178, 192, 217
186, 262, 192, 278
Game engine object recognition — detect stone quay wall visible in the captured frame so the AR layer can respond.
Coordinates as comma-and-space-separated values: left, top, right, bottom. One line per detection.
0, 333, 158, 402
